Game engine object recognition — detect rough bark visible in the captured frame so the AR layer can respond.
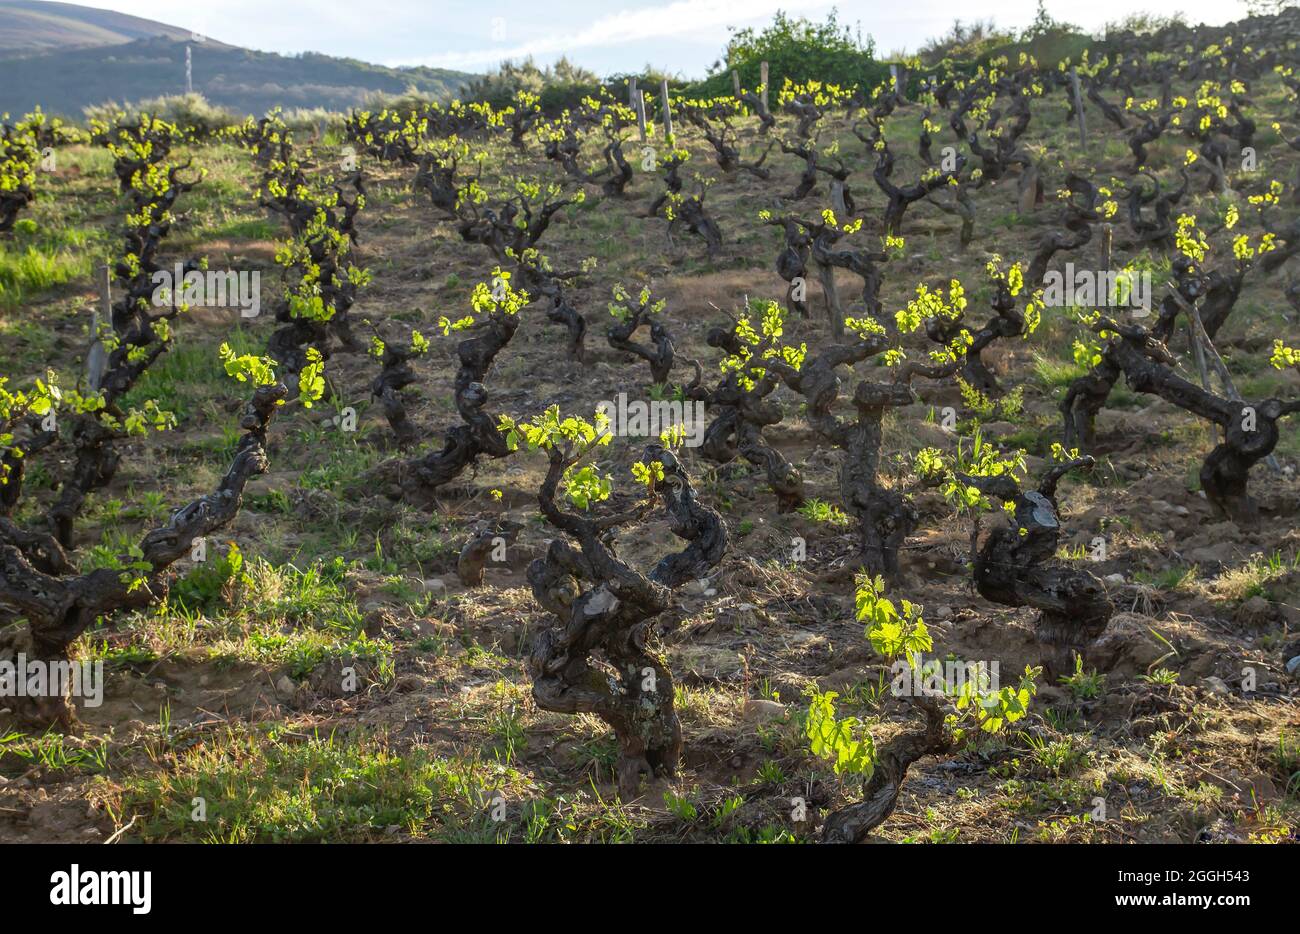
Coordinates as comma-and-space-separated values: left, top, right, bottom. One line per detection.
1095, 316, 1298, 520
970, 458, 1113, 673
0, 383, 286, 727
526, 444, 725, 797
606, 301, 675, 385
370, 334, 422, 447
457, 519, 523, 586
821, 698, 951, 843
403, 310, 519, 497
699, 367, 805, 511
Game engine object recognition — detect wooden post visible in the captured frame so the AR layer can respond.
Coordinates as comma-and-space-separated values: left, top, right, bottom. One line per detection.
830, 180, 851, 219
185, 44, 193, 95
732, 70, 741, 98
1017, 162, 1039, 215
635, 86, 648, 142
1069, 67, 1087, 148
660, 78, 673, 139
1167, 283, 1280, 471
629, 76, 638, 109
87, 264, 110, 392
760, 61, 769, 111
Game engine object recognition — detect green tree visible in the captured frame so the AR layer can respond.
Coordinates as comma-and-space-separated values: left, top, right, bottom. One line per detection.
691, 10, 887, 100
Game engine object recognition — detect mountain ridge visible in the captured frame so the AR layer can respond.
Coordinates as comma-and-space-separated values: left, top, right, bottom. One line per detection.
0, 0, 202, 52
0, 2, 475, 118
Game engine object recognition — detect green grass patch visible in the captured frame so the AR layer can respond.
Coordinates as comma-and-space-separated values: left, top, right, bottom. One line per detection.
120, 327, 261, 421
120, 727, 505, 842
0, 241, 93, 307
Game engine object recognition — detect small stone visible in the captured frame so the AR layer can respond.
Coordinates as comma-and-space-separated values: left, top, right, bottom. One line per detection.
584, 587, 620, 615
1235, 596, 1273, 626
1104, 573, 1125, 585
275, 675, 297, 696
1285, 656, 1300, 677
422, 578, 446, 593
936, 605, 954, 619
1202, 676, 1230, 695
1241, 772, 1278, 804
742, 699, 787, 721
392, 674, 424, 693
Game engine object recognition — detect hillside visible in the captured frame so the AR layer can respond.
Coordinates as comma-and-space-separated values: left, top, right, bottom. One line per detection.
0, 3, 474, 118
0, 0, 196, 52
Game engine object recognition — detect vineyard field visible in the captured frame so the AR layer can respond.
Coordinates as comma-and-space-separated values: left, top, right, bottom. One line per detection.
0, 0, 1298, 858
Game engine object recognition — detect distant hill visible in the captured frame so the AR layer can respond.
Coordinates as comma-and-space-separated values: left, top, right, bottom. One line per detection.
0, 2, 475, 119
0, 0, 199, 52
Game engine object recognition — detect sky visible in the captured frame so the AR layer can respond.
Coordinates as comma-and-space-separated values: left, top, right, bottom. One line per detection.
88, 0, 1250, 77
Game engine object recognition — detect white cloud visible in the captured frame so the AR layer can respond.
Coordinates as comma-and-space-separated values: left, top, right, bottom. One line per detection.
395, 0, 830, 70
